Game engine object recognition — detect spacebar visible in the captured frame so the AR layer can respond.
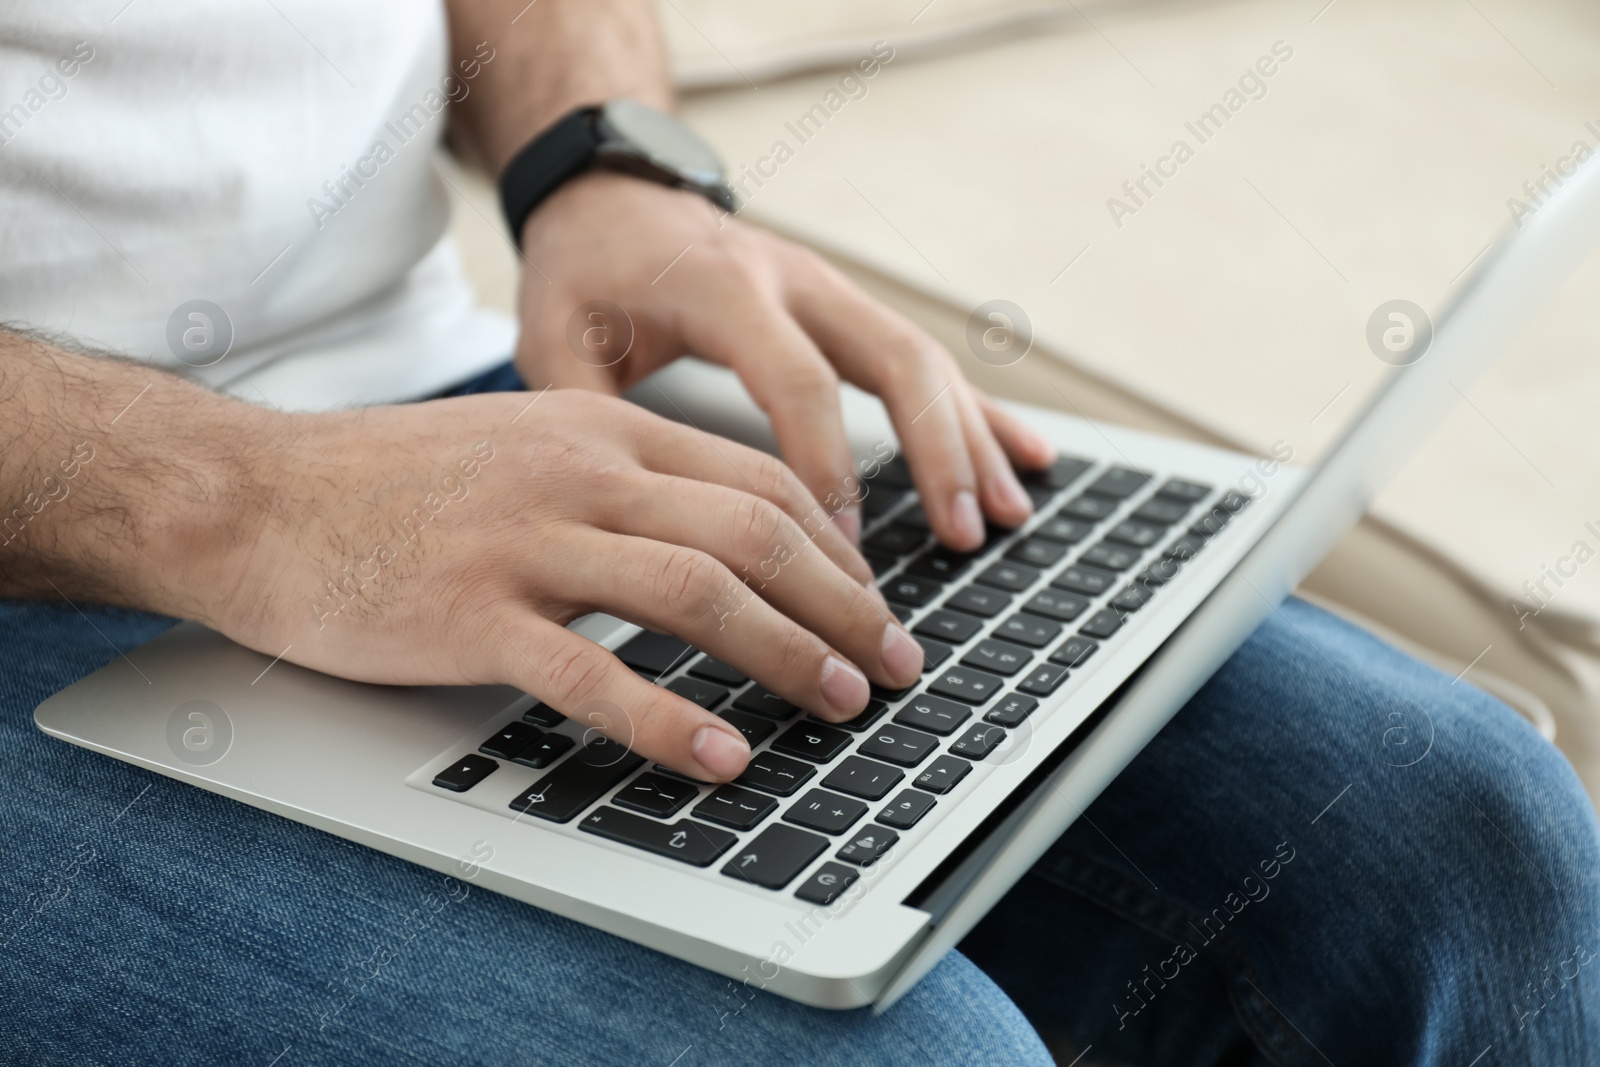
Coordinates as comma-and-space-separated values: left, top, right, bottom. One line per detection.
579, 807, 738, 867
509, 739, 644, 823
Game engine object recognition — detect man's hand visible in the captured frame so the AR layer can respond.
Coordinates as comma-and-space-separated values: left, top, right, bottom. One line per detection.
513, 173, 1057, 549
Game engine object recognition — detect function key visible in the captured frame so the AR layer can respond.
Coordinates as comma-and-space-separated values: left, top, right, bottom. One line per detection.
1062, 494, 1119, 521
1034, 515, 1094, 544
1131, 496, 1191, 525
928, 665, 1005, 705
1105, 521, 1164, 549
666, 676, 730, 711
866, 525, 926, 556
579, 808, 737, 867
1050, 635, 1099, 668
961, 638, 1033, 677
1082, 542, 1141, 572
914, 610, 984, 645
836, 825, 899, 866
1157, 479, 1212, 503
883, 574, 943, 607
876, 789, 937, 830
718, 709, 776, 748
733, 687, 799, 720
858, 723, 941, 767
735, 752, 817, 797
1086, 468, 1151, 499
996, 614, 1061, 649
1005, 538, 1068, 569
693, 784, 778, 831
1053, 563, 1117, 597
893, 694, 973, 736
794, 861, 861, 905
614, 632, 693, 677
1021, 588, 1090, 623
722, 824, 829, 889
432, 754, 498, 793
944, 585, 1012, 619
1017, 663, 1070, 697
985, 694, 1039, 727
949, 724, 1008, 759
913, 754, 973, 794
784, 789, 869, 835
908, 546, 978, 582
613, 772, 701, 818
771, 722, 853, 763
1080, 608, 1125, 639
511, 731, 575, 769
509, 739, 645, 823
688, 655, 747, 687
821, 755, 906, 800
975, 561, 1041, 593
819, 699, 891, 734
522, 702, 567, 729
479, 721, 540, 761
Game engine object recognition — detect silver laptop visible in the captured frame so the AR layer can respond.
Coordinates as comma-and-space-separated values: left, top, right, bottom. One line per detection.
36, 154, 1600, 1011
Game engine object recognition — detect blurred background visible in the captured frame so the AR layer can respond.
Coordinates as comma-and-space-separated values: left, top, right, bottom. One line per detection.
443, 0, 1600, 799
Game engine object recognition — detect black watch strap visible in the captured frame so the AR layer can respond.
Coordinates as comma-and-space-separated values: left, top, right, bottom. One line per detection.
498, 106, 603, 248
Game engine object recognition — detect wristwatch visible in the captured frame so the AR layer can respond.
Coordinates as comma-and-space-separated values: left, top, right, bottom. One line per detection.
498, 100, 738, 246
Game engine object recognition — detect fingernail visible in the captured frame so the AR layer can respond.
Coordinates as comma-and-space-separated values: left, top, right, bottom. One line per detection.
692, 725, 751, 779
952, 490, 984, 546
820, 654, 870, 715
835, 505, 862, 546
881, 624, 924, 685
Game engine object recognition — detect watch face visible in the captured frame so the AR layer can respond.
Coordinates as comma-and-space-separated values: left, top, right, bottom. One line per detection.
599, 100, 725, 187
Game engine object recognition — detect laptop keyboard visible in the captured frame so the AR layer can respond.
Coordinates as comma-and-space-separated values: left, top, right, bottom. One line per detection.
428, 454, 1250, 904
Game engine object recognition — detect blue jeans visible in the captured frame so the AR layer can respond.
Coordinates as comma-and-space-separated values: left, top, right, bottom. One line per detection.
3, 371, 1597, 1065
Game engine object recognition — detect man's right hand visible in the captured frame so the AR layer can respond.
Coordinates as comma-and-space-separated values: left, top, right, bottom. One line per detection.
205, 388, 923, 782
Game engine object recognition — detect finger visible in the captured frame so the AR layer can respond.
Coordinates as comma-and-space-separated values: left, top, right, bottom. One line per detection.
595, 471, 923, 691
678, 283, 865, 546
951, 380, 1035, 529
974, 389, 1056, 471
497, 615, 752, 781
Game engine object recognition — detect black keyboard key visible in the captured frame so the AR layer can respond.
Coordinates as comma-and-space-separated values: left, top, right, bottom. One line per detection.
1021, 588, 1090, 623
914, 610, 984, 645
1005, 538, 1068, 568
893, 694, 973, 736
734, 687, 799, 720
1190, 508, 1230, 538
894, 504, 932, 532
871, 456, 914, 488
433, 754, 498, 793
1062, 494, 1119, 521
985, 694, 1039, 727
719, 709, 776, 748
996, 614, 1061, 649
913, 635, 955, 672
1050, 635, 1099, 668
913, 754, 972, 794
735, 751, 816, 796
908, 546, 977, 582
1082, 542, 1141, 572
1086, 468, 1151, 499
667, 676, 730, 711
511, 730, 576, 769
1157, 479, 1212, 503
1136, 557, 1182, 587
1132, 497, 1190, 525
928, 665, 1005, 705
1165, 534, 1207, 560
509, 739, 645, 822
890, 603, 913, 623
944, 584, 1012, 618
688, 655, 747, 687
722, 824, 829, 889
1053, 563, 1117, 596
794, 861, 860, 905
883, 574, 943, 607
1017, 663, 1070, 697
1023, 455, 1094, 492
821, 755, 905, 800
949, 724, 1008, 759
974, 561, 1041, 593
865, 552, 895, 577
1034, 515, 1094, 544
522, 702, 567, 729
613, 772, 700, 818
1080, 608, 1124, 639
1105, 520, 1164, 549
693, 784, 778, 830
771, 722, 853, 763
784, 789, 869, 835
820, 699, 891, 733
836, 825, 899, 866
961, 638, 1033, 677
866, 525, 926, 556
861, 487, 909, 520
1219, 490, 1251, 513
614, 632, 692, 677
876, 789, 937, 830
1112, 584, 1155, 613
579, 808, 737, 867
857, 723, 941, 766
480, 721, 541, 761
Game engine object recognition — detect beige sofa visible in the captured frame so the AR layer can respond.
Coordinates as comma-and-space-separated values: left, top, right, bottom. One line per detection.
446, 0, 1600, 799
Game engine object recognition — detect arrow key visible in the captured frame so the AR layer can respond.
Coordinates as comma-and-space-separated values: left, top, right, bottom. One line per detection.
722, 824, 830, 890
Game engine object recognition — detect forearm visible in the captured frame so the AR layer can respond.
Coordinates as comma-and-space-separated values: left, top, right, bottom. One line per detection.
446, 0, 672, 176
0, 330, 266, 620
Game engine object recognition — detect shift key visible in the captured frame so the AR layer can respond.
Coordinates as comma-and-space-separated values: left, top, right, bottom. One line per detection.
509, 738, 644, 823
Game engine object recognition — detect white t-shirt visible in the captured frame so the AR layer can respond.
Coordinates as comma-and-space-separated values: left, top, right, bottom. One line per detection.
0, 1, 514, 410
